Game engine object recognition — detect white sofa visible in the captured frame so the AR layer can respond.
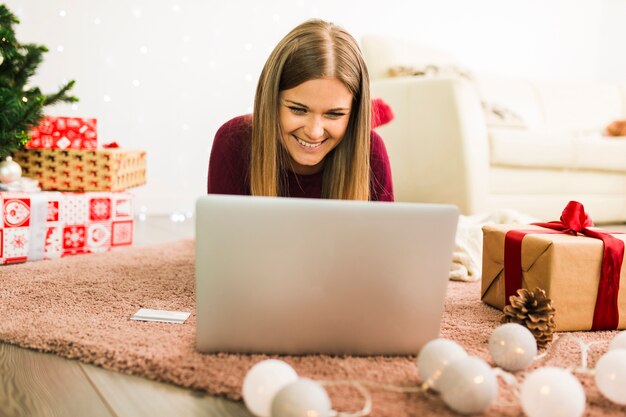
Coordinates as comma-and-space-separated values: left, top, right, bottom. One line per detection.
362, 36, 626, 224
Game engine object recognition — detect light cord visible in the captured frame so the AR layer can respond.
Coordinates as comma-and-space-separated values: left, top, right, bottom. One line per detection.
533, 334, 604, 375
296, 335, 615, 416
321, 380, 372, 417
571, 339, 602, 375
492, 367, 521, 407
321, 379, 427, 417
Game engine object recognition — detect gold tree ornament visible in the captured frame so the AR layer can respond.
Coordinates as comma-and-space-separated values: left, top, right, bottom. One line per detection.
502, 287, 556, 349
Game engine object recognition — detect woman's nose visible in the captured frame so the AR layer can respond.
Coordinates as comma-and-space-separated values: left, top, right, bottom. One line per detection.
304, 117, 324, 140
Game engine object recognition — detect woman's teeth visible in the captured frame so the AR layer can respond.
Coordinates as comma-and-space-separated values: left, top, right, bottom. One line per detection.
295, 136, 323, 148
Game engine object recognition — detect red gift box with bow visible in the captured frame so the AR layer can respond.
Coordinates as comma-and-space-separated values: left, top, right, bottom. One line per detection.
481, 201, 626, 331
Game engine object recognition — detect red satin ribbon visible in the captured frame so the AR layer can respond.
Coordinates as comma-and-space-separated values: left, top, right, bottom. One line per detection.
504, 201, 624, 330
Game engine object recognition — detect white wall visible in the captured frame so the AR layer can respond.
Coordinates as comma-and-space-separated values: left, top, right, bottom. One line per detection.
4, 0, 625, 214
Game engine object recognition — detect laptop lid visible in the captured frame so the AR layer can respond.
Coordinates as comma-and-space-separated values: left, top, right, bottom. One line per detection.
195, 194, 458, 355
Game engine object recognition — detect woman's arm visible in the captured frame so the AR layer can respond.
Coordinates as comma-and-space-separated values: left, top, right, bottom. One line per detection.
207, 115, 252, 195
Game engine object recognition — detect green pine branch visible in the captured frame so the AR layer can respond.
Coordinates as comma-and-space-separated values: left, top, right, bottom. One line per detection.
0, 4, 79, 159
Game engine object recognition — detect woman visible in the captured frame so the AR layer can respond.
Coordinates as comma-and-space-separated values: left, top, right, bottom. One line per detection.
207, 19, 393, 201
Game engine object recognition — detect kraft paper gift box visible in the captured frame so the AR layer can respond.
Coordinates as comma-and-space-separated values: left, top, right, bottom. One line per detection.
481, 223, 626, 331
0, 191, 134, 265
11, 148, 146, 192
27, 116, 98, 150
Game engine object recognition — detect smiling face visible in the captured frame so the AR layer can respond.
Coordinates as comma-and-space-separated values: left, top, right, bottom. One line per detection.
278, 77, 353, 175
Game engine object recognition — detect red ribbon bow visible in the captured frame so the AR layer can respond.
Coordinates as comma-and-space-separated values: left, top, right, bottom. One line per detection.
504, 201, 624, 330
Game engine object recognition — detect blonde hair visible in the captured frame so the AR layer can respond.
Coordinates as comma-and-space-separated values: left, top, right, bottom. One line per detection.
250, 19, 371, 200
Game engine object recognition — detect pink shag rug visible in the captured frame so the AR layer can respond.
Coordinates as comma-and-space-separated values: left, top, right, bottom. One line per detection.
0, 240, 624, 416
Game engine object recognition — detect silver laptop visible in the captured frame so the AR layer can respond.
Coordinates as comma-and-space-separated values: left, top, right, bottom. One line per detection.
195, 194, 458, 355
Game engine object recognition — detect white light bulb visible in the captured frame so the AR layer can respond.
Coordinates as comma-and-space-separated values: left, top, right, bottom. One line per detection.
595, 349, 626, 405
416, 338, 466, 391
489, 323, 537, 371
242, 359, 298, 417
609, 331, 626, 351
438, 356, 498, 415
59, 10, 66, 17
520, 367, 585, 417
271, 378, 331, 417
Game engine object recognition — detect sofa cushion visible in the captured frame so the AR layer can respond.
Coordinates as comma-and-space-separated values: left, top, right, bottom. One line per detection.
534, 80, 625, 131
490, 128, 626, 173
361, 35, 458, 81
476, 78, 545, 129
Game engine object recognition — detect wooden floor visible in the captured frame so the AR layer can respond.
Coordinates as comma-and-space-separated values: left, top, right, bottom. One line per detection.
0, 216, 253, 417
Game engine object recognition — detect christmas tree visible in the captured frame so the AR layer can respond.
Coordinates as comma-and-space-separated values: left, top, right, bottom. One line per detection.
0, 4, 78, 160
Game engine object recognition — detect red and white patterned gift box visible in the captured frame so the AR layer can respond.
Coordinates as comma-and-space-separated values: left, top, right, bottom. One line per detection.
26, 116, 98, 150
0, 191, 133, 265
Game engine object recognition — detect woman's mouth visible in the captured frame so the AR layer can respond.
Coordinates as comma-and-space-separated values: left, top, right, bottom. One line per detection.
292, 134, 326, 149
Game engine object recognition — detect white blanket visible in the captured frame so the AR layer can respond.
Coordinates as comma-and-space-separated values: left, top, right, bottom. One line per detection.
449, 209, 539, 282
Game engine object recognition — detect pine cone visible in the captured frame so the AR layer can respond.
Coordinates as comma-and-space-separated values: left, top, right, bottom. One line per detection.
502, 287, 556, 348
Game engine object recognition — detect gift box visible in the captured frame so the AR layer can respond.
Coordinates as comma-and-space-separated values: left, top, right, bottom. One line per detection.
0, 191, 134, 265
481, 203, 626, 331
27, 116, 98, 150
11, 148, 146, 192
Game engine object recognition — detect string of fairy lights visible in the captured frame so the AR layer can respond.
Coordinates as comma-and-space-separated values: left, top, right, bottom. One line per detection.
242, 325, 626, 417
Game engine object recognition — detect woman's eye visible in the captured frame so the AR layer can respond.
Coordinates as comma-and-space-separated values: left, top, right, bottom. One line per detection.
326, 112, 345, 118
288, 106, 306, 114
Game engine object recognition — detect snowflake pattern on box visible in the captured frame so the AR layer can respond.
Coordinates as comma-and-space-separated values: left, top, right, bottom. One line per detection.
90, 198, 112, 221
3, 227, 29, 259
63, 225, 86, 253
1, 191, 133, 265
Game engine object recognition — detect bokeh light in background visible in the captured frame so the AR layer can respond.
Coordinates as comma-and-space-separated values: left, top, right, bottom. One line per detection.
6, 0, 626, 216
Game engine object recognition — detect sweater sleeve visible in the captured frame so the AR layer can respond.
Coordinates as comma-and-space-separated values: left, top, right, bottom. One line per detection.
207, 115, 252, 195
369, 130, 394, 202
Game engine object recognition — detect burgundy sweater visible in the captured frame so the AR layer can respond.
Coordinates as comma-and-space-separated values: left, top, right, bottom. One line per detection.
207, 115, 394, 201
